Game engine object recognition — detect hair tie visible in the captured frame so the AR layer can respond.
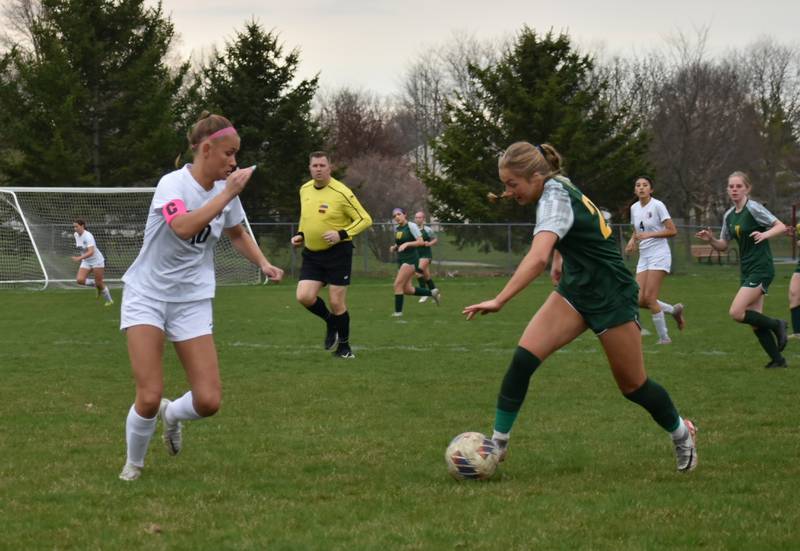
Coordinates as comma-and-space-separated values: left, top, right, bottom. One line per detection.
534, 144, 545, 156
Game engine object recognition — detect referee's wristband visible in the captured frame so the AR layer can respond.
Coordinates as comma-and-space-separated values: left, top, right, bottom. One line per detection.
337, 230, 349, 241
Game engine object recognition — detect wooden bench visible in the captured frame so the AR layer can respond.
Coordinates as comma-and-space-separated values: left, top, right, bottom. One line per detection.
690, 244, 738, 264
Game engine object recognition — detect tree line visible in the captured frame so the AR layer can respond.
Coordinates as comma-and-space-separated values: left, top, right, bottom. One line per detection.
2, 1, 799, 235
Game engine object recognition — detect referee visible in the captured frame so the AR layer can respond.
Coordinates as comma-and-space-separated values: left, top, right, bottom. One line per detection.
291, 151, 373, 358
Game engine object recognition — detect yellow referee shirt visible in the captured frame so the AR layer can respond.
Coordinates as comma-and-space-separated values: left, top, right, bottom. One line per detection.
298, 178, 373, 251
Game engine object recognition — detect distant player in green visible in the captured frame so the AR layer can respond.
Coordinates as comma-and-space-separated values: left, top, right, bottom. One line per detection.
390, 208, 440, 316
696, 171, 788, 367
788, 223, 800, 338
463, 141, 697, 472
414, 210, 439, 303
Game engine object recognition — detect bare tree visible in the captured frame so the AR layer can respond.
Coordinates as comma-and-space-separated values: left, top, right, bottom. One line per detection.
647, 30, 761, 223
737, 38, 800, 215
1, 0, 43, 54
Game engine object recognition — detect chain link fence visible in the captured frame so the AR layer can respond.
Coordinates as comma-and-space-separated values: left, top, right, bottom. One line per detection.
250, 222, 800, 279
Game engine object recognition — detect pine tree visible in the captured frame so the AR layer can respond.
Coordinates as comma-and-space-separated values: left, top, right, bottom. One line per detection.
423, 27, 649, 238
0, 0, 188, 186
195, 21, 322, 219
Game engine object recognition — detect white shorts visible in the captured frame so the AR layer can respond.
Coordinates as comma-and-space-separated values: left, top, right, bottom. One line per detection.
80, 258, 105, 269
636, 252, 672, 274
120, 286, 213, 342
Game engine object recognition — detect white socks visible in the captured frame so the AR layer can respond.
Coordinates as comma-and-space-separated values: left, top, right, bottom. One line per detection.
657, 300, 674, 314
670, 418, 689, 441
652, 311, 669, 340
125, 405, 157, 468
101, 287, 112, 301
492, 429, 510, 442
165, 391, 203, 424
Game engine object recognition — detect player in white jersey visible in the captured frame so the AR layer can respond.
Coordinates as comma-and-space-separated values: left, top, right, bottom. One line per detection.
72, 219, 113, 305
117, 112, 285, 481
624, 176, 685, 344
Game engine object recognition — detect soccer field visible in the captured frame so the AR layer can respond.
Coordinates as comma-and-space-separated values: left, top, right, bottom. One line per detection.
2, 267, 800, 549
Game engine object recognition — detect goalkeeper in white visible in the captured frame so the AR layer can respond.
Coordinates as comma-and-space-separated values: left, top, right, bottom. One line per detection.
72, 219, 113, 305
117, 112, 284, 481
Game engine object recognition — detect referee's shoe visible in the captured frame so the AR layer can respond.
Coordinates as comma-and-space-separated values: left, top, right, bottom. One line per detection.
325, 321, 338, 350
333, 342, 355, 359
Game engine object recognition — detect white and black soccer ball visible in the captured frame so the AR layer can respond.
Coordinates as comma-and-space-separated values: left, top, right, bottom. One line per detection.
444, 431, 500, 481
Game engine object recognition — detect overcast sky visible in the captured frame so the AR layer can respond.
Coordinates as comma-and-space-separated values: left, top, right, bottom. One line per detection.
157, 0, 800, 95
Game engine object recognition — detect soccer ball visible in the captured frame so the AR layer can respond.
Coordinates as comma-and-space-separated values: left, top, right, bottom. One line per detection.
444, 432, 500, 481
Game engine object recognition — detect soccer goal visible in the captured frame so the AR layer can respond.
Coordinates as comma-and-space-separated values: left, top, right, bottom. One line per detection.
0, 187, 262, 290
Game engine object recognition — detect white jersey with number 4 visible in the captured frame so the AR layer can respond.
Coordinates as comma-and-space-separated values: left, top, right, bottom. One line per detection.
630, 198, 672, 256
74, 230, 104, 264
122, 165, 245, 302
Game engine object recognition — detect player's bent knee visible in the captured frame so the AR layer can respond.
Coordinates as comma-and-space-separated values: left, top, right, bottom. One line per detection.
135, 390, 162, 417
729, 308, 745, 322
193, 393, 221, 417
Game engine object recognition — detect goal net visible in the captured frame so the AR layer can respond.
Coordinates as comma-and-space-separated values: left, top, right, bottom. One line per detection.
0, 187, 261, 290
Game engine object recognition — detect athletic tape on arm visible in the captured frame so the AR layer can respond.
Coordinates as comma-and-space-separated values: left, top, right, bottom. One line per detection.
163, 199, 187, 225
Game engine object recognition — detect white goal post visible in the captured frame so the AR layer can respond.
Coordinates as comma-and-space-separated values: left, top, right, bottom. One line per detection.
0, 187, 261, 290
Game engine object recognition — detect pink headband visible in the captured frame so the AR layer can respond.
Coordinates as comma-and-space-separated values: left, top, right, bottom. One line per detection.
206, 127, 238, 141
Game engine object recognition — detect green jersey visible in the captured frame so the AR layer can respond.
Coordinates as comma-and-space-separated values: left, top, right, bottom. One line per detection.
418, 225, 435, 259
395, 221, 421, 265
534, 177, 637, 315
720, 201, 777, 279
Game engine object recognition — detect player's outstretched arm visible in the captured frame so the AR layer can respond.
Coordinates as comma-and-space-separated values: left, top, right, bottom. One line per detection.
225, 224, 284, 282
463, 231, 558, 320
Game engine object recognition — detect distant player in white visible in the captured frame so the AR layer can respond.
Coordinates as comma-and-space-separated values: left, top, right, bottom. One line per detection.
625, 176, 685, 344
72, 219, 113, 305
117, 112, 285, 481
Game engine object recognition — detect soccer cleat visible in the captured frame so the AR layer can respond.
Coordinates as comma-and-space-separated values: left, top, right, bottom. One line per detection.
333, 343, 355, 359
674, 419, 697, 472
391, 312, 403, 317
418, 296, 429, 303
671, 303, 686, 331
159, 398, 182, 456
118, 462, 142, 481
640, 328, 652, 336
430, 288, 441, 306
764, 358, 788, 368
104, 298, 114, 307
656, 337, 672, 345
492, 438, 509, 463
324, 322, 338, 350
774, 320, 788, 352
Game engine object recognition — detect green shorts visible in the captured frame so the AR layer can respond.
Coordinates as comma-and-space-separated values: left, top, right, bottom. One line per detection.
740, 272, 774, 294
556, 288, 640, 335
418, 247, 432, 260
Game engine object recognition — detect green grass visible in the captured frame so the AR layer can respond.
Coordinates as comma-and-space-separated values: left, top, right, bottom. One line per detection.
2, 266, 800, 550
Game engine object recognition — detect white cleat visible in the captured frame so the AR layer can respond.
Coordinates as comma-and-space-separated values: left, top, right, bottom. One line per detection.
418, 296, 429, 303
119, 462, 142, 481
671, 303, 686, 331
430, 288, 441, 306
656, 337, 672, 345
391, 312, 403, 317
674, 419, 698, 472
159, 398, 182, 456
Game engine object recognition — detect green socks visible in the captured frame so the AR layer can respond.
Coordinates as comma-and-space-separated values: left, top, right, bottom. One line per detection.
623, 378, 680, 432
494, 347, 542, 433
742, 310, 779, 331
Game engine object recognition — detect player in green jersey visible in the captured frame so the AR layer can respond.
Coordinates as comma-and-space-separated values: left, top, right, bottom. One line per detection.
390, 208, 440, 316
464, 141, 697, 472
696, 171, 788, 367
414, 211, 439, 303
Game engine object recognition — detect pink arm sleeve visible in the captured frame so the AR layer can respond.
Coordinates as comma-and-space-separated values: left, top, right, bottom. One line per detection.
162, 199, 187, 225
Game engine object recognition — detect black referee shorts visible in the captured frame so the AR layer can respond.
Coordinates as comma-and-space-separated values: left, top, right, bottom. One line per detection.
299, 241, 354, 286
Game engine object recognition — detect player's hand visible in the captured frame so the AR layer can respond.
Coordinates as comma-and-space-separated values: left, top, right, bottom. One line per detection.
322, 230, 341, 245
633, 231, 649, 242
624, 241, 636, 254
463, 299, 503, 320
389, 244, 397, 252
261, 263, 284, 283
71, 256, 81, 262
750, 231, 767, 244
398, 243, 409, 252
550, 265, 562, 286
224, 166, 255, 197
290, 235, 304, 247
695, 228, 713, 241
